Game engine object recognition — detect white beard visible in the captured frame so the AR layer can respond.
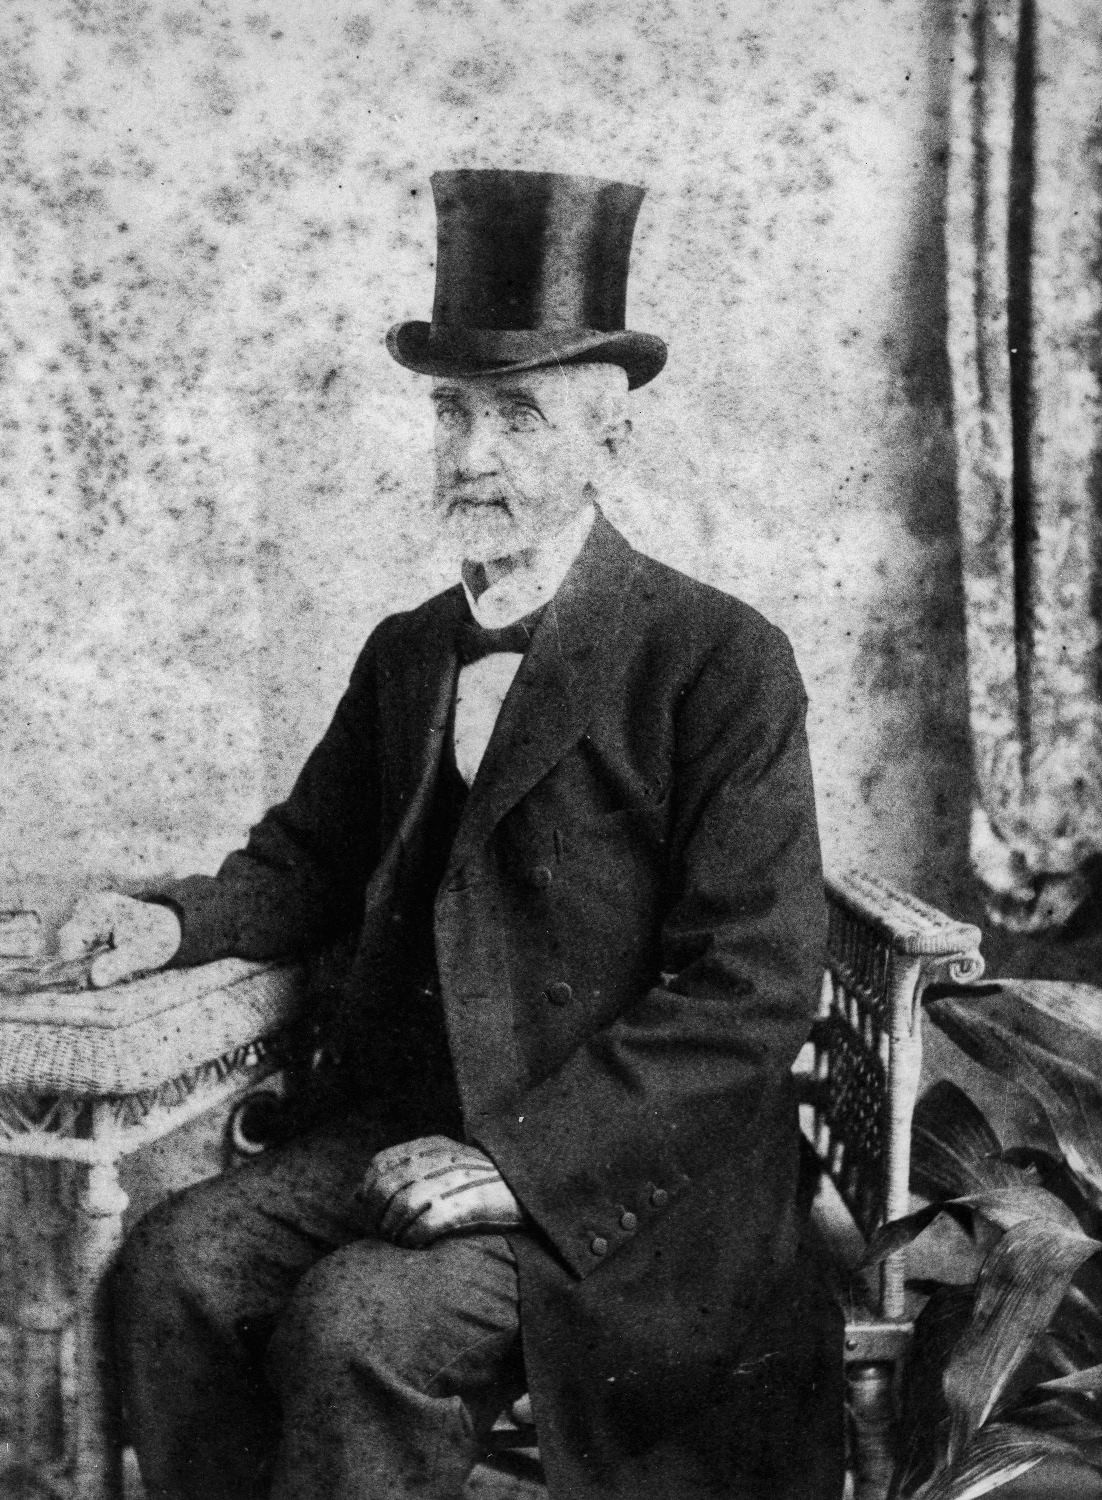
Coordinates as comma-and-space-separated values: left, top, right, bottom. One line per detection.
437, 495, 529, 564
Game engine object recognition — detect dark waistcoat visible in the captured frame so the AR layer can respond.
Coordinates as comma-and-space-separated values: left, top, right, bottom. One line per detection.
348, 719, 468, 1138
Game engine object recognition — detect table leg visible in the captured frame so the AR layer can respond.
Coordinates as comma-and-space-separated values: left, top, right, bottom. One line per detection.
1, 1157, 73, 1500
71, 1150, 129, 1500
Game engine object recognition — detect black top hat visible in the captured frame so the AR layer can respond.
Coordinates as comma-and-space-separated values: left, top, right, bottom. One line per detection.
387, 170, 667, 390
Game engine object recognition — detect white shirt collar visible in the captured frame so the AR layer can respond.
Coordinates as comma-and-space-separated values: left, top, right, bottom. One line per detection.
461, 504, 596, 629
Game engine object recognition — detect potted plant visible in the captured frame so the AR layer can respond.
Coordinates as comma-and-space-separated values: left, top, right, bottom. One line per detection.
867, 980, 1102, 1498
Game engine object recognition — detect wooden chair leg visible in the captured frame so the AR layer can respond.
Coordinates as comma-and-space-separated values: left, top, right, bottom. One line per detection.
846, 1361, 896, 1500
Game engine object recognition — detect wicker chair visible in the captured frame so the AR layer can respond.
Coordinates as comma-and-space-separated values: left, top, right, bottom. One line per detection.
799, 869, 985, 1500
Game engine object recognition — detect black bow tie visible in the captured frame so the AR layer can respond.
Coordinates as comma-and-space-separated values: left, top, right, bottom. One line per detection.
455, 607, 545, 665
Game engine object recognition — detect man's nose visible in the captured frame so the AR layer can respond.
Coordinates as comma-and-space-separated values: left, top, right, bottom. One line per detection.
455, 413, 501, 476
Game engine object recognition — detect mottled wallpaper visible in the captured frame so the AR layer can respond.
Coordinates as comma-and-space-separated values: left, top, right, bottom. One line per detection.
1, 0, 972, 933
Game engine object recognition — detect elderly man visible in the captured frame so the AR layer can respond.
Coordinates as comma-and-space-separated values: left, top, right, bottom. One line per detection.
60, 170, 843, 1500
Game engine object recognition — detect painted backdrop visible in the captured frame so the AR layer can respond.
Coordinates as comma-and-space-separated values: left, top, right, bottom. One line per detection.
1, 0, 971, 936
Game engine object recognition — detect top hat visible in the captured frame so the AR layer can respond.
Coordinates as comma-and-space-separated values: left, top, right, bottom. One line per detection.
386, 170, 667, 390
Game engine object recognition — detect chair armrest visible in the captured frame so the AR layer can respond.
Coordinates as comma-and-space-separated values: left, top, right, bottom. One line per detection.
807, 870, 986, 1320
825, 869, 985, 980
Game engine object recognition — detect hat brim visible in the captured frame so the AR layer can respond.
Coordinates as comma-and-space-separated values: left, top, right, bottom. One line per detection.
386, 323, 667, 390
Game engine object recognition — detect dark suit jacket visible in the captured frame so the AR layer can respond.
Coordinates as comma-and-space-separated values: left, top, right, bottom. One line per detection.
160, 513, 839, 1498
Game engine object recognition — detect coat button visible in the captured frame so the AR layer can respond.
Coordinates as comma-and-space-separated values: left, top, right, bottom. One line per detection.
590, 1236, 609, 1256
619, 1210, 638, 1232
650, 1187, 669, 1209
546, 981, 573, 1006
529, 864, 553, 889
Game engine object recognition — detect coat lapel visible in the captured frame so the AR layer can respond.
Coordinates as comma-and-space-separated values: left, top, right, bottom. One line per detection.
377, 585, 465, 823
448, 512, 639, 867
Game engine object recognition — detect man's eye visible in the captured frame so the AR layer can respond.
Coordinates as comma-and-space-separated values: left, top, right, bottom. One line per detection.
504, 404, 542, 431
434, 405, 464, 428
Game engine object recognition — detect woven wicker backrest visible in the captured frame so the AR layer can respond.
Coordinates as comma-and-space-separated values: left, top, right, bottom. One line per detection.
803, 870, 985, 1319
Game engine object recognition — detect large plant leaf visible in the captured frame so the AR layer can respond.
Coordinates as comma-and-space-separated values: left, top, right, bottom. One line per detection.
954, 1187, 1081, 1235
1001, 1146, 1097, 1229
911, 1082, 1023, 1202
1032, 1363, 1102, 1396
1014, 1391, 1102, 1430
988, 1329, 1093, 1428
865, 1187, 1078, 1274
1008, 1396, 1102, 1472
865, 1203, 953, 1268
1046, 1283, 1102, 1371
909, 1422, 1087, 1500
927, 998, 1102, 1212
934, 982, 1102, 1081
1031, 1329, 1092, 1385
892, 1283, 975, 1497
1002, 1050, 1102, 1216
944, 1221, 1102, 1460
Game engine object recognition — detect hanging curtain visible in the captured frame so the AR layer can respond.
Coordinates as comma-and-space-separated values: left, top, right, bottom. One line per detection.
946, 0, 1102, 932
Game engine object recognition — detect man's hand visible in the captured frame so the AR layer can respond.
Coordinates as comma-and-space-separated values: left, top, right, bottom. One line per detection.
358, 1135, 524, 1248
57, 892, 182, 989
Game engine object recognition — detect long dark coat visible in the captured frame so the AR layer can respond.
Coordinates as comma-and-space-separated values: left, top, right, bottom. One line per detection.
162, 513, 842, 1498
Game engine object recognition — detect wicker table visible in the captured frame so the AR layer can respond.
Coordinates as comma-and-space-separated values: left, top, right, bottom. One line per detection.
0, 959, 302, 1500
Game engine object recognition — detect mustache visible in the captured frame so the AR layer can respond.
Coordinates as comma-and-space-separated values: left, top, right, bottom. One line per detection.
435, 483, 515, 514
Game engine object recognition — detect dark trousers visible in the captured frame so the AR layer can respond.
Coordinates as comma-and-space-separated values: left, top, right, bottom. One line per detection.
113, 1114, 526, 1500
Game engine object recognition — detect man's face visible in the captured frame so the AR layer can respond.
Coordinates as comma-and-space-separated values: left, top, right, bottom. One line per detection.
431, 364, 628, 563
